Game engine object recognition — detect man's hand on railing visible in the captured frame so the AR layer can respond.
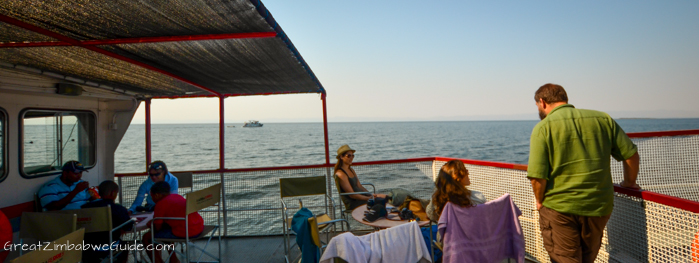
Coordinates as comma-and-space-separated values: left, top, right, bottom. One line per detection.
619, 180, 641, 190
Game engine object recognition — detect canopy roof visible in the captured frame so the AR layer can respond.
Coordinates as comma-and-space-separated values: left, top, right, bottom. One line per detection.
0, 0, 324, 98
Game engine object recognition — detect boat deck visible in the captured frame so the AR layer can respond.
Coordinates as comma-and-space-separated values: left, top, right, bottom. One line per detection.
128, 231, 370, 263
126, 235, 292, 263
127, 234, 536, 263
192, 236, 290, 263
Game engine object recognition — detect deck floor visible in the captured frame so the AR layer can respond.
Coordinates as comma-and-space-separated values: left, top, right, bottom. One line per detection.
5, 234, 534, 263
129, 234, 534, 263
127, 234, 534, 263
128, 235, 294, 263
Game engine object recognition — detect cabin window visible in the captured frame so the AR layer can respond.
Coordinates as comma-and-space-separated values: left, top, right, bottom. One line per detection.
0, 108, 6, 181
21, 110, 95, 177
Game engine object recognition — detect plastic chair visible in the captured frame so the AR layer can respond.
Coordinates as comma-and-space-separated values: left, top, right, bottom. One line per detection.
48, 206, 135, 263
12, 228, 85, 263
332, 174, 375, 226
172, 172, 194, 192
151, 183, 222, 263
308, 213, 350, 257
280, 176, 350, 263
18, 212, 77, 256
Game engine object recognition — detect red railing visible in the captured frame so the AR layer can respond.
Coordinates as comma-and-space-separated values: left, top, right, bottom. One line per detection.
627, 129, 699, 138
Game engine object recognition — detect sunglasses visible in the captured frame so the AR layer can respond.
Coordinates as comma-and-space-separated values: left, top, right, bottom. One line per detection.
149, 172, 162, 177
344, 154, 355, 158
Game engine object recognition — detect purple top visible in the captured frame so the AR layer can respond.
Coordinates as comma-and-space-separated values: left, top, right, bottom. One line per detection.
438, 193, 525, 263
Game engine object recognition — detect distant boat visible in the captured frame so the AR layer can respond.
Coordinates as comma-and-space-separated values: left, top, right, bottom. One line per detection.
227, 125, 235, 128
243, 120, 263, 127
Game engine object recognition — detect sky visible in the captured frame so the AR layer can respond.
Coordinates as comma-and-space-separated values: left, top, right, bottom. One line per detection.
133, 0, 699, 124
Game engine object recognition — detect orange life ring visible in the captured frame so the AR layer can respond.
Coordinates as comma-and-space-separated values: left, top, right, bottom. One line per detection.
692, 232, 699, 262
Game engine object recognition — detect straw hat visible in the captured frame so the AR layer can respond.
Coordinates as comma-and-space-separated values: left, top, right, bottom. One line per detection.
337, 144, 356, 157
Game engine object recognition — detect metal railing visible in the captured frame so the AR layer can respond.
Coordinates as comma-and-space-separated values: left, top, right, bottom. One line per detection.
115, 129, 699, 263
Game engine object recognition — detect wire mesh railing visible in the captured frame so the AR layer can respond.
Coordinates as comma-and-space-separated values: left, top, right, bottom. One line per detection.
433, 156, 699, 263
612, 130, 699, 202
117, 160, 437, 236
115, 130, 699, 262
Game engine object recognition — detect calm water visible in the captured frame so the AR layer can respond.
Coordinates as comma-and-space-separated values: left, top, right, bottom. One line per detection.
114, 119, 699, 173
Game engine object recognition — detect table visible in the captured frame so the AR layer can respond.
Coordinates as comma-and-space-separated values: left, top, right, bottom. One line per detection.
128, 212, 154, 262
131, 212, 154, 231
351, 204, 429, 229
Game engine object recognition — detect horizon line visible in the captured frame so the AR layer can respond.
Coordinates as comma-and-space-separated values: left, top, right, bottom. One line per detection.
126, 117, 699, 125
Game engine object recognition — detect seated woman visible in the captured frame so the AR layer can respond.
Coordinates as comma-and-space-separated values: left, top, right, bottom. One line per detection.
334, 144, 387, 210
426, 160, 486, 221
128, 161, 178, 214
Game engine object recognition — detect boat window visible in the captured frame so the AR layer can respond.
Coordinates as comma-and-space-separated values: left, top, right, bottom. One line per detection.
21, 109, 96, 177
0, 108, 6, 182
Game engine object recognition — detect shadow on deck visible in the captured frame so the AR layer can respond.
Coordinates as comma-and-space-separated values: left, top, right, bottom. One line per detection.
128, 235, 293, 263
127, 234, 536, 263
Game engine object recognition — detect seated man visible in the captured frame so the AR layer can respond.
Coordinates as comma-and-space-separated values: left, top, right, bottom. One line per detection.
81, 180, 134, 263
143, 182, 204, 263
38, 160, 93, 211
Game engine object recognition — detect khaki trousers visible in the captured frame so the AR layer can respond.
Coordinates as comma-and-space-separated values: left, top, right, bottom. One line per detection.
538, 206, 611, 263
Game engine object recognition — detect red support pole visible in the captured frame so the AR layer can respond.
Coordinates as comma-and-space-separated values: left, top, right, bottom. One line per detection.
150, 90, 323, 99
145, 99, 152, 171
219, 96, 226, 170
218, 96, 228, 235
321, 93, 330, 165
0, 32, 277, 48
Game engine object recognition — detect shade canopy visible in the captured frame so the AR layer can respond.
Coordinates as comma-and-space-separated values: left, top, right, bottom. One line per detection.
0, 0, 325, 98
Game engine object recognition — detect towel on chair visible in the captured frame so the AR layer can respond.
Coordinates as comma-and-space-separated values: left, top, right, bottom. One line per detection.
292, 208, 320, 263
438, 193, 525, 263
320, 221, 432, 263
319, 232, 370, 263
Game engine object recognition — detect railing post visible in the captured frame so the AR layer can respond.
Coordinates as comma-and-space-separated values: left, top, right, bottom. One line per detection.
117, 176, 123, 205
218, 96, 228, 236
321, 93, 335, 219
321, 92, 330, 166
431, 160, 437, 182
145, 98, 152, 171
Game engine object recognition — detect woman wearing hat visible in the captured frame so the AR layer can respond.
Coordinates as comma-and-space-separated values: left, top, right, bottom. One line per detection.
128, 160, 179, 214
334, 145, 387, 210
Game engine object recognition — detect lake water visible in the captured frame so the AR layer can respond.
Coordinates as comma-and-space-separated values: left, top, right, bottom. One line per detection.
115, 118, 699, 173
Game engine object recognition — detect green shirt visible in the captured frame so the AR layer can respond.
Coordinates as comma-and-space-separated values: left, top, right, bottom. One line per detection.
527, 104, 637, 216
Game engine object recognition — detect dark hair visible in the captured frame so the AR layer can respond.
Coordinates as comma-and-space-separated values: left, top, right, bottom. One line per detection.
150, 181, 171, 195
98, 180, 119, 197
432, 160, 474, 219
535, 83, 568, 104
333, 153, 351, 176
149, 160, 169, 174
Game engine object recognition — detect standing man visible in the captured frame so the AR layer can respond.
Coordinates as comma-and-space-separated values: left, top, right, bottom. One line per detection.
39, 160, 93, 211
527, 84, 640, 263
